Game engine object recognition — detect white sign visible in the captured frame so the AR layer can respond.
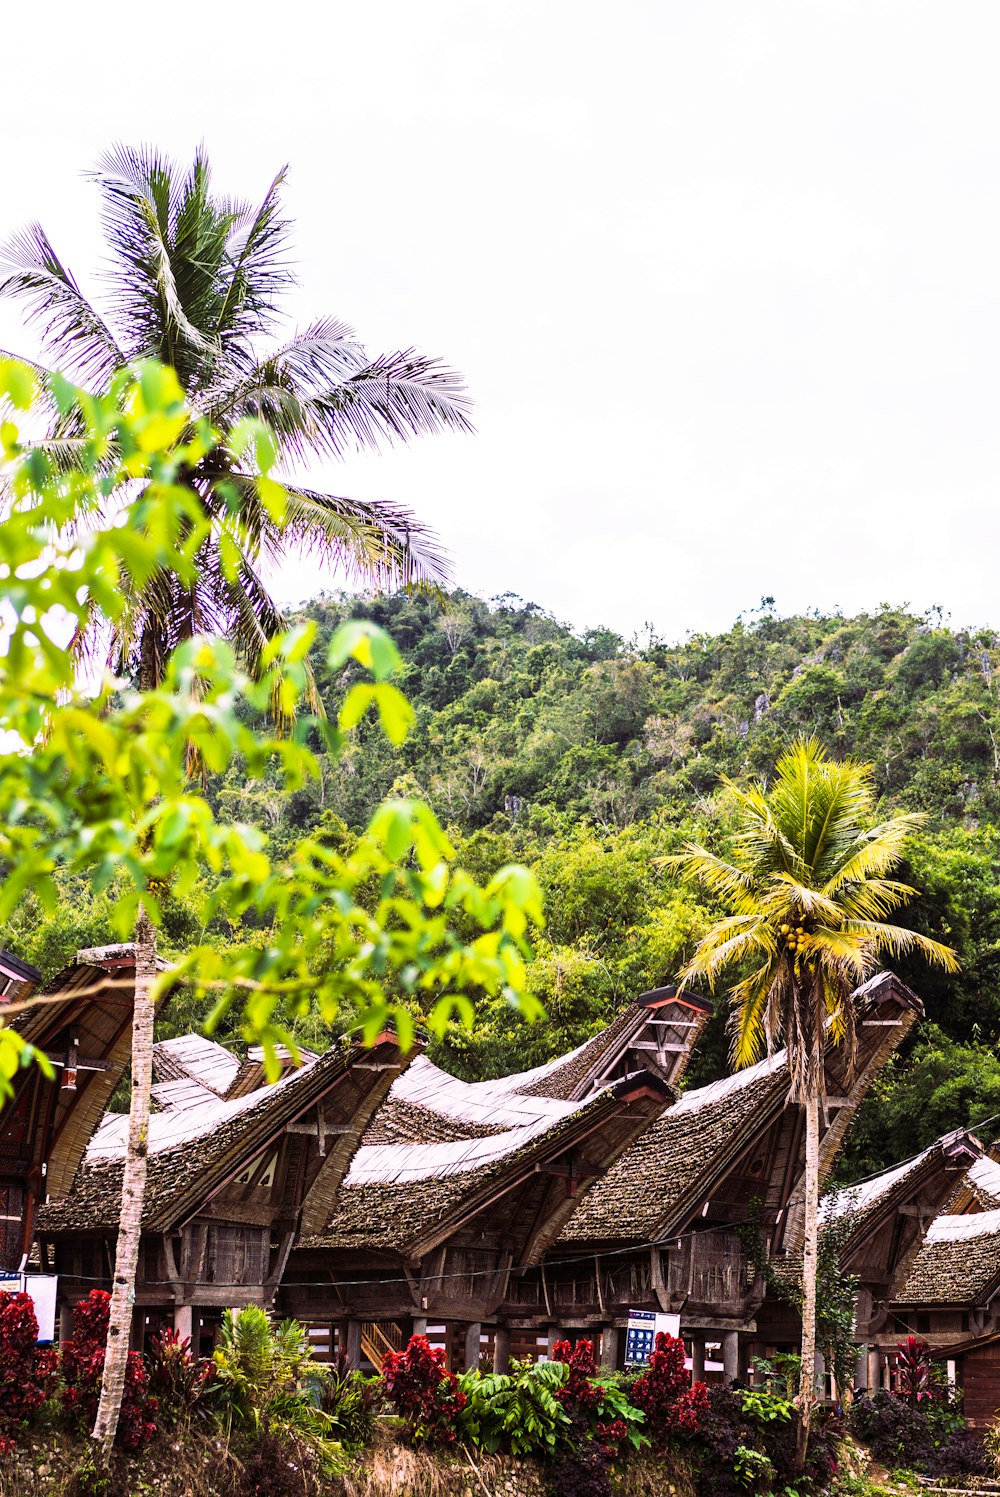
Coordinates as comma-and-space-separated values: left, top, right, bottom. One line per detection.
0, 1273, 58, 1342
625, 1308, 682, 1367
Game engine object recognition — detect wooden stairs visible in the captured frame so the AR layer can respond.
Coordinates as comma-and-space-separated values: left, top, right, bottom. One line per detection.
360, 1320, 403, 1372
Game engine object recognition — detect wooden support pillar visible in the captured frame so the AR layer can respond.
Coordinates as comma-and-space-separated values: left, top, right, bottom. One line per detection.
59, 1301, 74, 1343
464, 1321, 482, 1372
493, 1325, 511, 1375
867, 1348, 881, 1391
855, 1347, 868, 1393
722, 1331, 739, 1386
600, 1326, 619, 1371
346, 1318, 361, 1370
173, 1303, 193, 1342
547, 1325, 561, 1359
691, 1338, 705, 1382
411, 1317, 427, 1339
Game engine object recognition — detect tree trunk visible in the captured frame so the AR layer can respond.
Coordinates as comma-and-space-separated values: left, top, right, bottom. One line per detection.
795, 1083, 821, 1469
91, 904, 157, 1455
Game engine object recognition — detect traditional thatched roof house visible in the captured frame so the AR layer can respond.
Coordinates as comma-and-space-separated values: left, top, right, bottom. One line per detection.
8, 953, 958, 1385
548, 972, 925, 1378
36, 1028, 407, 1352
279, 987, 710, 1370
871, 1144, 1000, 1424
817, 1128, 983, 1389
0, 945, 171, 1274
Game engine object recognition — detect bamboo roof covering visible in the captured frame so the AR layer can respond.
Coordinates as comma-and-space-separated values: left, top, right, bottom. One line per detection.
300, 1073, 670, 1255
897, 1208, 1000, 1306
358, 990, 711, 1149
152, 1033, 240, 1098
561, 972, 923, 1248
38, 1032, 405, 1235
559, 1055, 790, 1245
964, 1154, 1000, 1211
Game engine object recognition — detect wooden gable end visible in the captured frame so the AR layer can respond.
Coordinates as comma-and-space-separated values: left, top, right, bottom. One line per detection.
0, 949, 160, 1270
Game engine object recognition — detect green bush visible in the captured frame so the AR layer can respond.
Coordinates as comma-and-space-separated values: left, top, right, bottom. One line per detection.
459, 1359, 571, 1456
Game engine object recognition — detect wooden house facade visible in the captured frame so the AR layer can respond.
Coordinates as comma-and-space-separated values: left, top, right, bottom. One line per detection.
816, 1128, 983, 1391
882, 1158, 1000, 1425
10, 954, 966, 1393
550, 972, 925, 1378
36, 1029, 407, 1353
0, 945, 167, 1275
280, 986, 712, 1370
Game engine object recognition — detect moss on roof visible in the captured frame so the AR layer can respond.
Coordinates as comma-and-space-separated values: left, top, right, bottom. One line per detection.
361, 1097, 504, 1146
302, 1094, 611, 1255
897, 1214, 1000, 1305
560, 1064, 788, 1245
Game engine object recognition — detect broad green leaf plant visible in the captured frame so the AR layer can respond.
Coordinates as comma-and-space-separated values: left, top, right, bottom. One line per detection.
0, 355, 543, 1087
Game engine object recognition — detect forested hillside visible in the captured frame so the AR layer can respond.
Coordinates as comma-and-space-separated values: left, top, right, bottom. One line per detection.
13, 590, 1000, 1178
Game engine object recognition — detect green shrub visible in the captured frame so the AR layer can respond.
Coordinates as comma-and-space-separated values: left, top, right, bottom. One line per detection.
460, 1359, 570, 1456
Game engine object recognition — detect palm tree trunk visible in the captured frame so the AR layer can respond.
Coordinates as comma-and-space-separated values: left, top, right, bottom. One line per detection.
91, 902, 157, 1455
795, 1082, 821, 1469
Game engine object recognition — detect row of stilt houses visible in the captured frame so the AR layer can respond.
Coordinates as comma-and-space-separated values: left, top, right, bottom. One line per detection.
5, 944, 1000, 1418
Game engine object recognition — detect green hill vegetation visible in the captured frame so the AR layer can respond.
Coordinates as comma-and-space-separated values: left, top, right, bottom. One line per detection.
13, 590, 1000, 1179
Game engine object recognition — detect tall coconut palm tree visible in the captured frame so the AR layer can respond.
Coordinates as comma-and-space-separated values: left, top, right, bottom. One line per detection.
672, 739, 957, 1466
0, 143, 471, 686
0, 144, 472, 1454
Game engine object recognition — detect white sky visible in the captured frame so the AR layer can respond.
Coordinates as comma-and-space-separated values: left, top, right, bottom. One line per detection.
3, 0, 999, 642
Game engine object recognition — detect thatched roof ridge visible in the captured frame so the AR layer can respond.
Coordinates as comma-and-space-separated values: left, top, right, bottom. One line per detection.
822, 1129, 982, 1248
964, 1154, 1000, 1211
301, 1077, 663, 1254
152, 1033, 240, 1098
558, 1055, 789, 1245
363, 989, 710, 1150
38, 1034, 402, 1235
896, 1208, 1000, 1306
385, 1055, 585, 1135
362, 1096, 504, 1146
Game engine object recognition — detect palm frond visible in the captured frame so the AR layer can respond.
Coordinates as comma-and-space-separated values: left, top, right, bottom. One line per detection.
841, 919, 959, 972
682, 915, 775, 987
727, 964, 783, 1070
834, 879, 918, 922
670, 843, 758, 912
0, 226, 125, 384
214, 167, 294, 344
93, 143, 222, 370
821, 815, 927, 894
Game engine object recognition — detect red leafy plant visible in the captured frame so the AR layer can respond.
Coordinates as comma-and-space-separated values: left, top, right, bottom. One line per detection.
552, 1338, 647, 1457
0, 1290, 57, 1453
380, 1334, 467, 1447
145, 1325, 215, 1428
60, 1289, 157, 1450
896, 1335, 937, 1405
632, 1332, 709, 1446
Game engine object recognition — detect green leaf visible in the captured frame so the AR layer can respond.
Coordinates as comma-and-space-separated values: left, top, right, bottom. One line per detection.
327, 620, 403, 680
0, 359, 37, 411
339, 684, 376, 731
372, 683, 414, 744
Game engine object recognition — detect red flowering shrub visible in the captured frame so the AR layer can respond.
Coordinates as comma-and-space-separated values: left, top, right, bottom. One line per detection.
60, 1289, 157, 1450
380, 1334, 466, 1447
896, 1335, 937, 1404
0, 1290, 57, 1452
145, 1326, 215, 1428
552, 1338, 648, 1460
552, 1339, 603, 1416
632, 1332, 709, 1446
